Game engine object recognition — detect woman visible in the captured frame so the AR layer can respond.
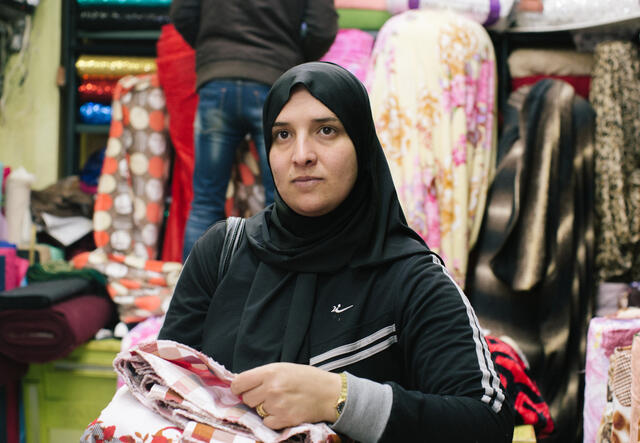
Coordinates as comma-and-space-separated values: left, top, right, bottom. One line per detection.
159, 61, 514, 442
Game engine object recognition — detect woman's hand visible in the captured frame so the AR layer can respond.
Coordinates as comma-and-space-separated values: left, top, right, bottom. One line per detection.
230, 362, 341, 430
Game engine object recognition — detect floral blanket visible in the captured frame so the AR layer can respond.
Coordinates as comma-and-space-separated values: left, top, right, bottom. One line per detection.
82, 340, 339, 443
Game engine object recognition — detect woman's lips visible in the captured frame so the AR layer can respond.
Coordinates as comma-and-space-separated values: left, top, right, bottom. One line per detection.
292, 176, 322, 188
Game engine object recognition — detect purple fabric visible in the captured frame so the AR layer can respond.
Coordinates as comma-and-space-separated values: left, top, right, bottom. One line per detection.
409, 0, 419, 9
0, 294, 114, 363
484, 0, 501, 25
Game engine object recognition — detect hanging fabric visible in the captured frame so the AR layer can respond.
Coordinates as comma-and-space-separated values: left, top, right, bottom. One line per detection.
590, 41, 640, 283
466, 79, 596, 443
367, 9, 497, 287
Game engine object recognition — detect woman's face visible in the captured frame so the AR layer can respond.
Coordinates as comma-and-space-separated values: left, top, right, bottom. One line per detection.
269, 87, 358, 217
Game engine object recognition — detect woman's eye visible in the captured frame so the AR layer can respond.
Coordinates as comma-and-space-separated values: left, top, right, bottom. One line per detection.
320, 126, 335, 136
275, 130, 289, 140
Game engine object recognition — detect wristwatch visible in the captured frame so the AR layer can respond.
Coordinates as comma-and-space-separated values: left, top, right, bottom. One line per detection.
335, 372, 348, 422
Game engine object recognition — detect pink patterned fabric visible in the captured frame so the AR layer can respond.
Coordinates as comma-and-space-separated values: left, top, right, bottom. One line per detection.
117, 315, 165, 388
320, 29, 374, 84
110, 340, 339, 443
334, 0, 386, 9
584, 317, 640, 443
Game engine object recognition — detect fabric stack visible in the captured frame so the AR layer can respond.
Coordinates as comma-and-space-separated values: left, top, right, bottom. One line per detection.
81, 340, 338, 442
508, 48, 594, 100
76, 55, 157, 125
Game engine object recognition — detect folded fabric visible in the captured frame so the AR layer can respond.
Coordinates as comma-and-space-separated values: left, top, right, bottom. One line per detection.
112, 340, 338, 443
511, 75, 591, 100
0, 294, 115, 363
584, 317, 640, 443
486, 336, 554, 439
630, 334, 640, 442
508, 48, 594, 77
0, 277, 100, 309
82, 385, 184, 442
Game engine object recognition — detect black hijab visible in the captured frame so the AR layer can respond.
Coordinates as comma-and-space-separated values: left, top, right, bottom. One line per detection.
233, 62, 428, 371
245, 61, 426, 270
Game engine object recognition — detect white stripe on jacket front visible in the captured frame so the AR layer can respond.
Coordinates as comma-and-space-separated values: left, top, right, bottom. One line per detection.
431, 254, 506, 413
309, 324, 397, 369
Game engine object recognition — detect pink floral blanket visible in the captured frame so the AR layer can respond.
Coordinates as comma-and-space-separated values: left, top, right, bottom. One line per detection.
82, 340, 339, 443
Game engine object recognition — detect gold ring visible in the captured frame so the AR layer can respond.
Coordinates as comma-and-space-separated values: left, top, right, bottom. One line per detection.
256, 403, 269, 418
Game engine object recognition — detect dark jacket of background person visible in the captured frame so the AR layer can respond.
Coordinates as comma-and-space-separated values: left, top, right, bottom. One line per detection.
169, 0, 339, 90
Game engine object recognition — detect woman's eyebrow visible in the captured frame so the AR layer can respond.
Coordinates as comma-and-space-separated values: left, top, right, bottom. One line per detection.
273, 117, 340, 127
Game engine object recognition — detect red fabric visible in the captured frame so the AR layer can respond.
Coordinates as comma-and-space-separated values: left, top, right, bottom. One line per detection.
156, 24, 198, 263
0, 353, 27, 387
486, 335, 554, 440
5, 381, 19, 443
511, 75, 591, 100
0, 294, 114, 363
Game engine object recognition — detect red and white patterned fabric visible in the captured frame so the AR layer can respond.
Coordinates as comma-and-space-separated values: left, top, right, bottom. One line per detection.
83, 340, 339, 443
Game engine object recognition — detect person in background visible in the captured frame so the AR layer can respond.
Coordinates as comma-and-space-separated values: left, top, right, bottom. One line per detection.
169, 1, 338, 261
159, 61, 514, 442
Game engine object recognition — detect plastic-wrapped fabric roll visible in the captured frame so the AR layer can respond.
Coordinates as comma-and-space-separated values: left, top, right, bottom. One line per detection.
386, 0, 516, 28
5, 167, 35, 246
76, 0, 170, 6
320, 29, 374, 84
78, 78, 118, 104
79, 102, 112, 125
337, 8, 391, 30
335, 0, 386, 9
631, 333, 640, 443
76, 55, 157, 79
78, 7, 170, 30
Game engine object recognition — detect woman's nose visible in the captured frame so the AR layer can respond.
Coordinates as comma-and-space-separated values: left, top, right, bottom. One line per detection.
292, 135, 317, 166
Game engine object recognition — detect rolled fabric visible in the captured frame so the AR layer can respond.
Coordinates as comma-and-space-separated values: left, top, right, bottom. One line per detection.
75, 55, 157, 79
320, 28, 374, 84
76, 0, 170, 6
631, 334, 640, 442
5, 167, 34, 246
335, 0, 386, 9
78, 78, 118, 103
386, 0, 516, 27
0, 294, 115, 363
79, 102, 112, 125
511, 75, 591, 100
337, 8, 391, 30
77, 6, 170, 30
0, 277, 101, 309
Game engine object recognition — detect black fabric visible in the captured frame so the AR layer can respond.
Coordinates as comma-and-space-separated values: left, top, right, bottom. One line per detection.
0, 277, 98, 309
160, 62, 514, 442
466, 80, 596, 443
77, 7, 170, 30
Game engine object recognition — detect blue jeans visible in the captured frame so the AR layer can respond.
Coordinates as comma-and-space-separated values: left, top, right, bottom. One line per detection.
182, 80, 275, 260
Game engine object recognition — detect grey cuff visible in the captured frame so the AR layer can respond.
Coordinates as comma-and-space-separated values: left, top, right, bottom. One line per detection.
331, 372, 393, 443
